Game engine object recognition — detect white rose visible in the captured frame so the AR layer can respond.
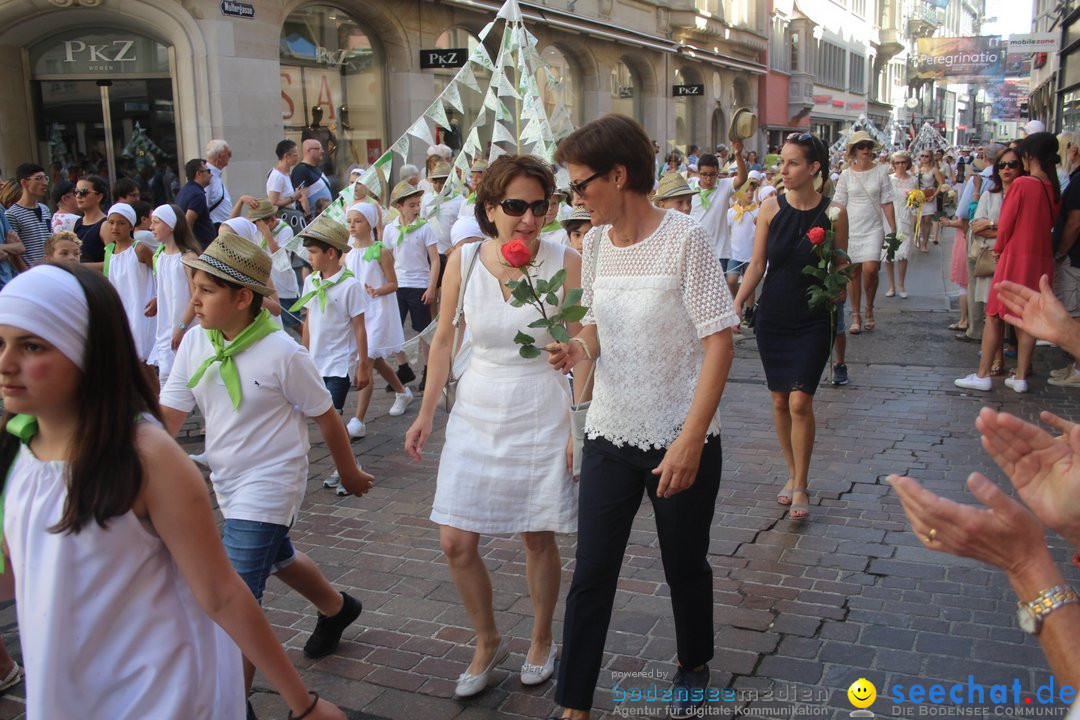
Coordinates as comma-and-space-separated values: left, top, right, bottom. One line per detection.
826, 206, 841, 223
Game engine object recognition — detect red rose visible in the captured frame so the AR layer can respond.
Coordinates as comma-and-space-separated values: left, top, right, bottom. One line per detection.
500, 238, 533, 268
807, 227, 826, 245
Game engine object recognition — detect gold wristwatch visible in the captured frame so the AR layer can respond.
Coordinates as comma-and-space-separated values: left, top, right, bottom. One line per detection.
1017, 585, 1079, 635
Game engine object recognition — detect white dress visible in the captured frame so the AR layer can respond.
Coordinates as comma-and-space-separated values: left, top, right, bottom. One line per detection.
153, 250, 194, 380
834, 165, 893, 264
430, 239, 577, 534
107, 242, 157, 362
344, 245, 405, 358
5, 439, 245, 720
885, 174, 917, 262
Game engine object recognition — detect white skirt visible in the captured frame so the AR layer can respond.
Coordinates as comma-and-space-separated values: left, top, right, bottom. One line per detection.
366, 292, 405, 359
431, 358, 577, 534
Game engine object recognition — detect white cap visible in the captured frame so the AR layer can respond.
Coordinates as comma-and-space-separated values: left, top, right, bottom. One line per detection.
1023, 120, 1046, 135
450, 215, 484, 246
747, 170, 764, 183
107, 203, 136, 226
757, 184, 777, 200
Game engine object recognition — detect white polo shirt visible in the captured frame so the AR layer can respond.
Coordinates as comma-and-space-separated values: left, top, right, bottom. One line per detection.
386, 218, 438, 288
690, 178, 736, 259
205, 164, 233, 225
301, 267, 367, 378
160, 328, 333, 526
422, 191, 466, 254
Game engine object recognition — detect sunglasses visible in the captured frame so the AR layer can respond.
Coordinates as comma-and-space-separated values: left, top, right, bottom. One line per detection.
787, 132, 813, 142
569, 171, 606, 196
891, 161, 909, 165
499, 198, 550, 217
853, 142, 875, 151
997, 160, 1022, 170
74, 189, 99, 197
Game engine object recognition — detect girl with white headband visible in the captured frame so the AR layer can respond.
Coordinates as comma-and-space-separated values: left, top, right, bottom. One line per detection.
101, 202, 157, 382
0, 264, 347, 720
343, 202, 411, 439
150, 203, 201, 383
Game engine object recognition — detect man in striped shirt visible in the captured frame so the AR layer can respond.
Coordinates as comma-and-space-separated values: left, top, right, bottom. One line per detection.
4, 164, 52, 266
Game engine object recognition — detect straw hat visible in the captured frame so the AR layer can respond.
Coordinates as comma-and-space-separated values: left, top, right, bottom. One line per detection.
390, 180, 424, 205
429, 161, 452, 180
470, 159, 489, 174
248, 199, 278, 222
845, 131, 882, 155
298, 216, 351, 253
183, 233, 274, 296
561, 206, 592, 229
654, 172, 697, 201
729, 108, 758, 142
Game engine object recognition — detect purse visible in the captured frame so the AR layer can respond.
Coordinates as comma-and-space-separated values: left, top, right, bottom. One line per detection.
973, 243, 997, 278
442, 243, 481, 412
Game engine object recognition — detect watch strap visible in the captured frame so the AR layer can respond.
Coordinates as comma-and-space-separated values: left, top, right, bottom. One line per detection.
1024, 585, 1080, 622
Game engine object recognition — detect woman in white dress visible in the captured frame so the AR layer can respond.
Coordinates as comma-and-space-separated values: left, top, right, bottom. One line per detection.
885, 151, 917, 298
405, 156, 583, 698
914, 150, 946, 252
832, 132, 897, 333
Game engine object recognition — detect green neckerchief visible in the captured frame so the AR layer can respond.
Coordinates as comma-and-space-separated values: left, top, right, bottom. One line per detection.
362, 241, 386, 262
3, 414, 39, 574
541, 220, 563, 233
699, 188, 715, 211
289, 268, 355, 313
103, 242, 116, 278
395, 218, 427, 246
186, 309, 280, 410
466, 193, 476, 204
152, 244, 166, 274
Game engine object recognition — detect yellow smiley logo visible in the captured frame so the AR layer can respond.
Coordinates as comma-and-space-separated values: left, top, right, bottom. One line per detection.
848, 678, 876, 709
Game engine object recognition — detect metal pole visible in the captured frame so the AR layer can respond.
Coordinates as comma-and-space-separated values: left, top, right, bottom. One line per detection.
98, 80, 117, 186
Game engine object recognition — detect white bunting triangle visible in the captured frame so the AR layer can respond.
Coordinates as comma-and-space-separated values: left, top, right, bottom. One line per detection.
492, 122, 517, 146
442, 82, 464, 113
458, 64, 482, 94
407, 118, 436, 147
496, 0, 522, 22
426, 98, 451, 130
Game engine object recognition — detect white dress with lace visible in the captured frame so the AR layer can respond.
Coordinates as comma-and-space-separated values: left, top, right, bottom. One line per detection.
430, 239, 577, 534
833, 164, 894, 264
581, 210, 739, 451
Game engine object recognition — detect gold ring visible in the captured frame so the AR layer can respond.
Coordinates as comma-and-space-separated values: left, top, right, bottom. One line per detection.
926, 528, 938, 543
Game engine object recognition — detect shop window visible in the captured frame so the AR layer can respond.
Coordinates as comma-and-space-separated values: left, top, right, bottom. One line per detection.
539, 45, 582, 127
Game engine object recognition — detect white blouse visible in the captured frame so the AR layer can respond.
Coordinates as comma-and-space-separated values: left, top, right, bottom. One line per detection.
582, 210, 739, 450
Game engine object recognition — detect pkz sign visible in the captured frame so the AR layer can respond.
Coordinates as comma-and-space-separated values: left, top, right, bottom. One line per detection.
673, 83, 705, 97
420, 48, 468, 69
29, 32, 171, 77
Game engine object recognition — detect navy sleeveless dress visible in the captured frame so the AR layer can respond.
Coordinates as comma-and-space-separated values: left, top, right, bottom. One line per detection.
754, 194, 833, 395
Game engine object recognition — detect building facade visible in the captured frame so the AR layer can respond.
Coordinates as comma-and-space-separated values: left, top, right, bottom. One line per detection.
0, 0, 767, 197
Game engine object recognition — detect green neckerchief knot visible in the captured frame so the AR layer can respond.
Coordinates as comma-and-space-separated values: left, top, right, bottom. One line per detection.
700, 188, 715, 211
3, 413, 39, 574
152, 244, 166, 275
103, 242, 116, 278
541, 220, 563, 233
362, 241, 386, 262
186, 309, 280, 410
466, 193, 477, 204
396, 218, 426, 246
289, 269, 355, 313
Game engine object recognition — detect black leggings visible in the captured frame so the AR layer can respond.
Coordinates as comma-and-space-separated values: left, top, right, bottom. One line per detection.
556, 435, 723, 710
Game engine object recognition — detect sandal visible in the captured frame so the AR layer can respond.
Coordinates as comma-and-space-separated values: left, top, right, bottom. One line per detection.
989, 363, 1004, 377
789, 489, 810, 521
776, 480, 794, 506
947, 321, 968, 331
885, 288, 896, 297
0, 662, 22, 692
849, 312, 862, 335
864, 309, 876, 332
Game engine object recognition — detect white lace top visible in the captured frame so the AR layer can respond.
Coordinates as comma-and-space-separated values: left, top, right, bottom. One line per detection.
582, 210, 739, 450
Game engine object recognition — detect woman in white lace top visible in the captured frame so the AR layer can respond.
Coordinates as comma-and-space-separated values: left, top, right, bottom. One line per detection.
547, 114, 739, 720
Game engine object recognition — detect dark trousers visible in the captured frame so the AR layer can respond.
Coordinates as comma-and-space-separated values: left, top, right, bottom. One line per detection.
323, 376, 350, 412
555, 435, 723, 711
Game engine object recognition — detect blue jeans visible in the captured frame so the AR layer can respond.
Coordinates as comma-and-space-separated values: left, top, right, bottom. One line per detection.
324, 375, 350, 412
221, 518, 296, 603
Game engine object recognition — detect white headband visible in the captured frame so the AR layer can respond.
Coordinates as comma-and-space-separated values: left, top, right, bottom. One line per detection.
152, 204, 177, 229
221, 217, 260, 245
0, 265, 89, 370
346, 202, 380, 237
107, 203, 136, 227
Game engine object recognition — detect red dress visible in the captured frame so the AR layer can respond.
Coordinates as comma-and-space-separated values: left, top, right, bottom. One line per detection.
985, 176, 1060, 318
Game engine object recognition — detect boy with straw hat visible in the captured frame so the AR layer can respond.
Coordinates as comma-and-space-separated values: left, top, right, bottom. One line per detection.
653, 172, 698, 215
160, 232, 374, 698
248, 198, 301, 327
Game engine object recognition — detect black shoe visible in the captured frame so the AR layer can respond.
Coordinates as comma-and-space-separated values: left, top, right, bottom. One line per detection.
832, 363, 849, 386
669, 665, 710, 719
303, 592, 362, 658
955, 333, 979, 343
417, 366, 428, 395
397, 363, 416, 384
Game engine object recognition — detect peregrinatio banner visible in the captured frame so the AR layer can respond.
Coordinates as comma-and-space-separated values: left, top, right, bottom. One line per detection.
913, 36, 1006, 82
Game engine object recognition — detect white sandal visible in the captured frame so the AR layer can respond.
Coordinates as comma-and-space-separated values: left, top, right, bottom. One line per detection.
0, 662, 22, 692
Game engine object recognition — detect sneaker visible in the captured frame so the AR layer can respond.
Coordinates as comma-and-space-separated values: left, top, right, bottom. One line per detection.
396, 363, 416, 385
323, 470, 341, 489
1036, 338, 1056, 347
1004, 376, 1029, 393
388, 387, 414, 416
303, 592, 363, 658
832, 363, 849, 386
1049, 369, 1080, 387
417, 366, 428, 395
954, 373, 992, 391
346, 417, 367, 438
1050, 364, 1077, 380
668, 665, 710, 719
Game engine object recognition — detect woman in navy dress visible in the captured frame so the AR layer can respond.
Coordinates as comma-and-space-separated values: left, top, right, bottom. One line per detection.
734, 133, 849, 521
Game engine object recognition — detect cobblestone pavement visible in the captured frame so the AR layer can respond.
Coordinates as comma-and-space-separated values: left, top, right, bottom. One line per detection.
3, 241, 1080, 719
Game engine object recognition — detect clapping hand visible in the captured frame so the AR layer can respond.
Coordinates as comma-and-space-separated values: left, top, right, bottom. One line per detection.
995, 275, 1072, 349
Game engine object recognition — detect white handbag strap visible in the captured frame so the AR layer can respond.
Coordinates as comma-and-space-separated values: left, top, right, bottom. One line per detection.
449, 243, 481, 380
571, 232, 602, 406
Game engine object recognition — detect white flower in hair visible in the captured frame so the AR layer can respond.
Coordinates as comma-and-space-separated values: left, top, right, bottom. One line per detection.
826, 206, 841, 223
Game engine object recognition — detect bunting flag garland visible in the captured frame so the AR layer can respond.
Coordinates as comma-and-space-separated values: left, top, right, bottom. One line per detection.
909, 121, 949, 156
442, 82, 465, 114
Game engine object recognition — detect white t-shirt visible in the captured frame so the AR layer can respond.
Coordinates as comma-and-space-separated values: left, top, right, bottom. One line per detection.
422, 192, 466, 254
690, 178, 736, 259
266, 168, 294, 200
726, 206, 758, 263
160, 328, 333, 526
301, 267, 367, 377
263, 220, 300, 299
386, 218, 438, 288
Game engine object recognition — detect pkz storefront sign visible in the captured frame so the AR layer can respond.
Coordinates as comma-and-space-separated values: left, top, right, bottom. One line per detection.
673, 83, 705, 96
220, 0, 254, 18
30, 30, 170, 78
420, 49, 467, 69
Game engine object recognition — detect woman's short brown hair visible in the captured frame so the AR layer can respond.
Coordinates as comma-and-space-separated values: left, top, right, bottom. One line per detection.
474, 155, 555, 237
555, 114, 655, 195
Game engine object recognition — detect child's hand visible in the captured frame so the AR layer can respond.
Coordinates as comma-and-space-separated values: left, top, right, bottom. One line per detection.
354, 361, 371, 390
364, 283, 378, 298
338, 464, 374, 496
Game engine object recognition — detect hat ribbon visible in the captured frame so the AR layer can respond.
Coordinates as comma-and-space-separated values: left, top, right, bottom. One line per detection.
187, 309, 280, 410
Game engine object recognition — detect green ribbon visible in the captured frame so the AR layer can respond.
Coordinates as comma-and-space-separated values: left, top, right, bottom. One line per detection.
152, 243, 165, 274
699, 188, 715, 211
362, 241, 386, 262
541, 220, 563, 233
395, 218, 426, 246
289, 269, 355, 313
186, 309, 280, 410
103, 242, 115, 278
2, 414, 39, 574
